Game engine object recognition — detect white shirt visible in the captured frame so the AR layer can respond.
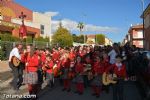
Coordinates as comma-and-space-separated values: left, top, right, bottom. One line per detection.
108, 49, 117, 64
9, 47, 21, 62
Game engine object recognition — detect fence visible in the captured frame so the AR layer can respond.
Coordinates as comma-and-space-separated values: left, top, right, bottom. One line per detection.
0, 41, 51, 60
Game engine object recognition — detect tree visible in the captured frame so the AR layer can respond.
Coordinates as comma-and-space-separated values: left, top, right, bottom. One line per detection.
72, 34, 77, 42
77, 22, 86, 43
77, 22, 84, 35
96, 34, 105, 45
52, 26, 73, 47
77, 35, 84, 43
72, 34, 86, 43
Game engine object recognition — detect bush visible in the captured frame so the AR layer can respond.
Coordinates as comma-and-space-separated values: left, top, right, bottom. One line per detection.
34, 36, 49, 42
0, 33, 20, 42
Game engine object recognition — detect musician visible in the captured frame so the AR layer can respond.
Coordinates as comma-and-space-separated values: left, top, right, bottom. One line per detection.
69, 48, 76, 61
102, 52, 110, 93
23, 45, 39, 98
43, 54, 54, 88
39, 49, 46, 80
52, 48, 60, 63
61, 53, 71, 92
74, 56, 84, 95
35, 48, 43, 92
45, 48, 50, 56
108, 43, 119, 65
40, 49, 46, 64
8, 43, 23, 91
91, 56, 104, 98
83, 54, 92, 88
68, 49, 76, 80
106, 55, 127, 100
78, 47, 86, 58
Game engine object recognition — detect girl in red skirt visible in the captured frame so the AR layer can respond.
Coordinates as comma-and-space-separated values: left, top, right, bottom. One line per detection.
23, 45, 39, 100
74, 56, 84, 95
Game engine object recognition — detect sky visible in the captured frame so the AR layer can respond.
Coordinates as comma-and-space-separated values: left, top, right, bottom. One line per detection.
15, 0, 150, 42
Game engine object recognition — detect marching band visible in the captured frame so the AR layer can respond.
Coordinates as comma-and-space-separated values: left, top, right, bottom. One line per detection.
9, 43, 130, 100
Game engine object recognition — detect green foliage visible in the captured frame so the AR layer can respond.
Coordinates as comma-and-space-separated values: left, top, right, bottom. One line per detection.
77, 22, 84, 34
34, 36, 49, 42
0, 46, 3, 60
72, 34, 77, 42
26, 36, 33, 43
96, 34, 105, 45
0, 41, 13, 60
72, 34, 87, 43
52, 27, 73, 47
0, 33, 20, 42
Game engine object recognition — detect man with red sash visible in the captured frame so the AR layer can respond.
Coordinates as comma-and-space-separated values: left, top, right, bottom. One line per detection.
83, 54, 92, 88
43, 54, 54, 88
106, 55, 127, 100
102, 52, 110, 93
91, 56, 104, 98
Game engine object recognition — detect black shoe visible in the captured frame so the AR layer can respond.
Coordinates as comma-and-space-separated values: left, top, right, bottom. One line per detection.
67, 89, 71, 92
78, 92, 83, 95
62, 88, 66, 91
105, 90, 109, 94
50, 81, 54, 88
96, 95, 100, 98
74, 91, 78, 94
92, 93, 96, 96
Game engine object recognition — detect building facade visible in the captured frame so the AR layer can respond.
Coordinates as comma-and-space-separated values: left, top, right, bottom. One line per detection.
142, 4, 150, 50
122, 34, 130, 45
105, 37, 113, 46
86, 34, 113, 46
128, 24, 143, 48
0, 0, 52, 40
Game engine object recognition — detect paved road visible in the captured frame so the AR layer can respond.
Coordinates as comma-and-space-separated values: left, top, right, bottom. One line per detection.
38, 79, 142, 100
0, 61, 143, 100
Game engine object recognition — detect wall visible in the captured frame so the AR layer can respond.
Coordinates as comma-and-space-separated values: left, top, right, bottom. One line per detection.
145, 26, 150, 50
132, 30, 143, 39
105, 38, 113, 46
144, 14, 150, 29
33, 12, 51, 38
144, 12, 150, 50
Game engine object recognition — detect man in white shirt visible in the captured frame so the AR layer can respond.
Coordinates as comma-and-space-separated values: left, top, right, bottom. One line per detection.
108, 49, 117, 64
9, 43, 22, 91
108, 43, 119, 65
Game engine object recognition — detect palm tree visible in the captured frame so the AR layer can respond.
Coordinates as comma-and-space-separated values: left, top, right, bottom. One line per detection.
77, 22, 84, 35
77, 22, 86, 43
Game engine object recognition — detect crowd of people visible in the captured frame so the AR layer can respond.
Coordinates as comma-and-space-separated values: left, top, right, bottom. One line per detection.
8, 43, 141, 100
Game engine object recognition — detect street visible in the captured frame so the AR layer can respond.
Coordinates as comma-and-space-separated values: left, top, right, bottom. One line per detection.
0, 61, 143, 100
38, 80, 141, 100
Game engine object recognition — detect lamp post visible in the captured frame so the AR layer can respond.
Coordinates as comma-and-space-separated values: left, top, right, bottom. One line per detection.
19, 12, 27, 43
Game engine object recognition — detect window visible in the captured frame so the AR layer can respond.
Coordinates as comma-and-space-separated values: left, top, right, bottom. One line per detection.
40, 25, 44, 34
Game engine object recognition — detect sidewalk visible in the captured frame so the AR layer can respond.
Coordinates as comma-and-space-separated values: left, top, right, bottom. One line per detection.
0, 61, 11, 73
0, 61, 28, 100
